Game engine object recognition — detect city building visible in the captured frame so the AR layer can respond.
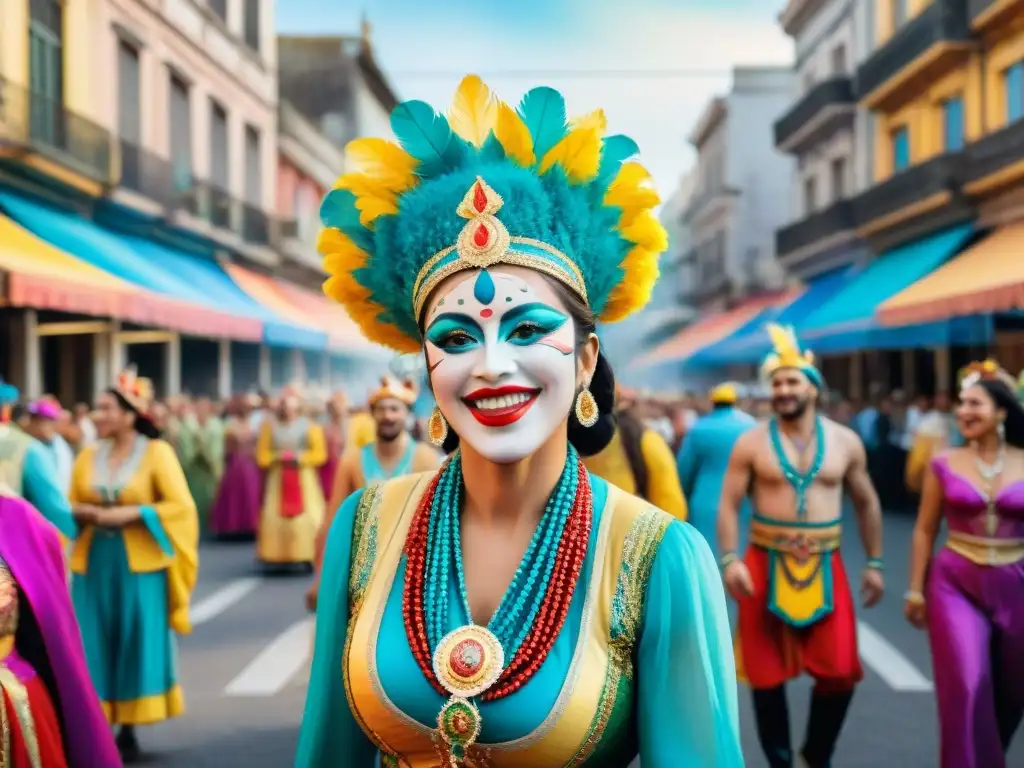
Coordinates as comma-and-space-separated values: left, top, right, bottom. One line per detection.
685, 67, 794, 313
0, 1, 389, 403
773, 0, 870, 280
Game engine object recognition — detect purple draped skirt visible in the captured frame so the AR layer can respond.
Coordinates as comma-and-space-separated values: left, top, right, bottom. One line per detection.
209, 452, 262, 535
927, 546, 1024, 768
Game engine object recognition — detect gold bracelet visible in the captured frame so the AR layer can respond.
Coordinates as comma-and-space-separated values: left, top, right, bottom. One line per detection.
903, 590, 925, 605
718, 552, 739, 571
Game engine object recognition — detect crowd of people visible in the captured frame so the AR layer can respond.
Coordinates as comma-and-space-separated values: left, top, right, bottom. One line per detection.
0, 73, 1021, 768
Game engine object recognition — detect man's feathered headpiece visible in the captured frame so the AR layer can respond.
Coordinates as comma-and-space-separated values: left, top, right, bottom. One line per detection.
761, 324, 824, 390
319, 74, 667, 352
959, 359, 1016, 392
368, 376, 418, 408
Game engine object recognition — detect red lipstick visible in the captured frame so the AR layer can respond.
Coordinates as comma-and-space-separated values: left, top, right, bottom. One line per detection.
462, 386, 540, 428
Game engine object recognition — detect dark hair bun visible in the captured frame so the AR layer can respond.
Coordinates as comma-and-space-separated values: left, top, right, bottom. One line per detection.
569, 351, 617, 457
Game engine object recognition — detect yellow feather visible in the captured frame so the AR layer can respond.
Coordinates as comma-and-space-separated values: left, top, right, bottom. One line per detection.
538, 127, 601, 183
607, 162, 653, 194
343, 138, 418, 192
448, 74, 498, 147
571, 109, 607, 134
766, 324, 803, 368
601, 245, 659, 322
619, 211, 668, 253
494, 101, 535, 166
355, 197, 398, 227
333, 174, 400, 227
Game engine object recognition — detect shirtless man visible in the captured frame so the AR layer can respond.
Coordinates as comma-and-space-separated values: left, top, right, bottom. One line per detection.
305, 377, 439, 610
718, 325, 884, 768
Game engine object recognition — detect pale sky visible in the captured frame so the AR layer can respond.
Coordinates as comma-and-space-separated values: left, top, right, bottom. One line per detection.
276, 0, 795, 199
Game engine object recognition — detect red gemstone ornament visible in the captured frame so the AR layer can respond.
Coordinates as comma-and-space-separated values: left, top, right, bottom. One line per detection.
472, 183, 488, 213
473, 223, 489, 247
450, 639, 485, 678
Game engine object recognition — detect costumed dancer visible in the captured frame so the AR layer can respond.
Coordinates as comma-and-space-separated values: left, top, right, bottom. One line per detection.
583, 391, 688, 520
677, 382, 756, 558
320, 392, 348, 499
718, 325, 884, 768
69, 368, 199, 762
0, 491, 121, 766
905, 360, 1024, 767
210, 393, 263, 537
0, 380, 75, 538
298, 75, 742, 766
24, 397, 75, 495
308, 377, 439, 610
905, 391, 960, 494
177, 396, 225, 535
255, 384, 326, 568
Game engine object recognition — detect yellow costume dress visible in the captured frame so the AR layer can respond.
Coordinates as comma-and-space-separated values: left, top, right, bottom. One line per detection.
255, 416, 327, 564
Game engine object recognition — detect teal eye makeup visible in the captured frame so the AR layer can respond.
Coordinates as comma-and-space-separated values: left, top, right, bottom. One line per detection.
425, 313, 484, 353
499, 303, 568, 346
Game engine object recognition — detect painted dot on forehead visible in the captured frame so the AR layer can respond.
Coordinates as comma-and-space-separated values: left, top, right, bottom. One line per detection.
473, 270, 496, 305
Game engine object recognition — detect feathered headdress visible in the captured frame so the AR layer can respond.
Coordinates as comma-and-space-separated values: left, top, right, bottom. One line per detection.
761, 325, 824, 389
959, 359, 1016, 392
114, 367, 154, 415
319, 74, 667, 352
368, 376, 418, 408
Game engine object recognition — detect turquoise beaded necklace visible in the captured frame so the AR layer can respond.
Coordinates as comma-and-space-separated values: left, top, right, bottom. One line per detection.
422, 446, 580, 660
769, 415, 825, 521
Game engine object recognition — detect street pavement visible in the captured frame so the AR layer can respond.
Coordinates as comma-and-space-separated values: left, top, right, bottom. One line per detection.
136, 512, 1024, 767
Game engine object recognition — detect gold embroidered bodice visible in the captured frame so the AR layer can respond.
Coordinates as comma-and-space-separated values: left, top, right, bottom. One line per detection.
0, 560, 18, 640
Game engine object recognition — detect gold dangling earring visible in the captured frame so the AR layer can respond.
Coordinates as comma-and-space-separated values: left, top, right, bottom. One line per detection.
574, 387, 599, 428
427, 406, 448, 447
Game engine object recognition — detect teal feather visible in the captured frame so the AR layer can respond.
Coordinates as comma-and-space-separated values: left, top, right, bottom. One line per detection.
477, 133, 506, 164
596, 135, 639, 189
320, 189, 373, 252
517, 87, 566, 163
390, 100, 465, 178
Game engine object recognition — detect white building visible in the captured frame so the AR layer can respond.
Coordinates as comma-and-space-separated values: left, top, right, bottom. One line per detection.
686, 67, 795, 311
773, 0, 872, 279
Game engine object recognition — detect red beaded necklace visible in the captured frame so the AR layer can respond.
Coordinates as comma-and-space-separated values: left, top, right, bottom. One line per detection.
402, 461, 592, 701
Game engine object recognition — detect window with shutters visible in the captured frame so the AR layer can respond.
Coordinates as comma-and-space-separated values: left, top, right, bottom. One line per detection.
942, 96, 964, 151
244, 0, 260, 52
210, 100, 229, 189
1006, 62, 1023, 123
168, 74, 192, 191
244, 124, 262, 204
28, 0, 63, 145
891, 126, 910, 172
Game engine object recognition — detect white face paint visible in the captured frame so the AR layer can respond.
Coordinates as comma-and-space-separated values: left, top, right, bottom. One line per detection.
423, 266, 579, 464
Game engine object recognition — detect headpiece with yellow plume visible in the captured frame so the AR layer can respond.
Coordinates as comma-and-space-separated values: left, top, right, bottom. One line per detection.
318, 75, 667, 353
761, 325, 824, 390
368, 376, 418, 408
958, 359, 1017, 392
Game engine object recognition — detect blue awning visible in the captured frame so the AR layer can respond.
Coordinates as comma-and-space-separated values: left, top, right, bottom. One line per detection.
691, 266, 858, 366
122, 236, 328, 351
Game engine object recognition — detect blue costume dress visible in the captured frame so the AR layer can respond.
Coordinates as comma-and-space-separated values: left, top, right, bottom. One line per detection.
677, 406, 755, 559
0, 424, 75, 537
297, 470, 743, 767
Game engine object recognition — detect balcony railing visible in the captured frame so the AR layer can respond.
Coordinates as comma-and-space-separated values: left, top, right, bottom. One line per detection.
852, 152, 966, 228
241, 202, 270, 245
774, 77, 855, 151
776, 199, 857, 258
969, 0, 1022, 30
278, 217, 299, 239
206, 183, 234, 230
0, 76, 114, 183
964, 117, 1024, 190
118, 139, 178, 207
856, 0, 970, 107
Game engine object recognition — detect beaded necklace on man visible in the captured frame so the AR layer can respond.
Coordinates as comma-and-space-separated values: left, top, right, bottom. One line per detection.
769, 414, 826, 521
402, 446, 592, 764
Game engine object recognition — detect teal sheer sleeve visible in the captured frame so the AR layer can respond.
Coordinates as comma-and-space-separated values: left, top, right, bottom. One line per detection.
636, 520, 744, 766
139, 505, 174, 556
295, 491, 377, 768
22, 441, 76, 539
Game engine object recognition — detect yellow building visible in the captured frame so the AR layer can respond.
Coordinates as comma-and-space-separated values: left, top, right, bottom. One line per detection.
853, 0, 1024, 379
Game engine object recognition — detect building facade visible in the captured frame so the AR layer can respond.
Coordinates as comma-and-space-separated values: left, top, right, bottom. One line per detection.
686, 67, 795, 312
773, 0, 872, 279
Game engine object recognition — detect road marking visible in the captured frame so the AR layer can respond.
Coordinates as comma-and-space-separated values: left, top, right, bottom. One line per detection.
191, 578, 261, 627
857, 621, 933, 692
225, 618, 314, 696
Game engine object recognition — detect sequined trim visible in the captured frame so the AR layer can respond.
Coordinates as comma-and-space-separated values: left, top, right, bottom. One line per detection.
0, 667, 41, 768
566, 663, 622, 765
349, 484, 384, 614
609, 507, 670, 679
1, 685, 9, 768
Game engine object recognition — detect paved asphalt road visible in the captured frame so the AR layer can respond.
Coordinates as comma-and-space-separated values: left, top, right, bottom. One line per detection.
135, 512, 1024, 767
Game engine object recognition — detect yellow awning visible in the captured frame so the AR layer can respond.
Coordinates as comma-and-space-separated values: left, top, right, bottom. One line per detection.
879, 224, 1024, 326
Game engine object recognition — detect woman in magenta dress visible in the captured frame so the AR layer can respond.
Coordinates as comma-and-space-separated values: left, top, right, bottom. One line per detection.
319, 393, 347, 501
209, 394, 262, 537
906, 359, 1024, 767
0, 491, 121, 766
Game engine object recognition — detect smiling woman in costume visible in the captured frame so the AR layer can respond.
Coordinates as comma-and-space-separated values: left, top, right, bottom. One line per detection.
906, 360, 1024, 767
297, 76, 742, 767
